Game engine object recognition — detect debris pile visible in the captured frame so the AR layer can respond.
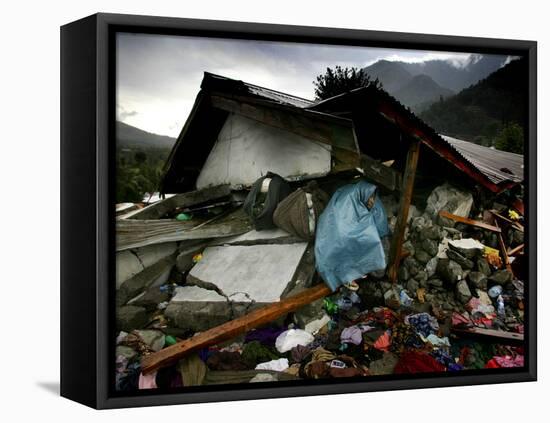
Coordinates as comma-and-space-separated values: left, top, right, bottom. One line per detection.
115, 178, 525, 391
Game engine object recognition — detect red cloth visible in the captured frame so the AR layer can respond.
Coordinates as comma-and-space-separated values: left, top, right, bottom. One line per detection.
394, 351, 446, 374
485, 358, 500, 368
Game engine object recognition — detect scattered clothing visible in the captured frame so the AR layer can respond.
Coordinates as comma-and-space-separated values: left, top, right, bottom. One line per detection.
275, 329, 314, 353
138, 372, 158, 389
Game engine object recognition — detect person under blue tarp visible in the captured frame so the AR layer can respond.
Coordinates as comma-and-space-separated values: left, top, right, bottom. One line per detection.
314, 179, 390, 291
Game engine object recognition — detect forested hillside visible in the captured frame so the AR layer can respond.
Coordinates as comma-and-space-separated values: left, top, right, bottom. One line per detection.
419, 57, 527, 153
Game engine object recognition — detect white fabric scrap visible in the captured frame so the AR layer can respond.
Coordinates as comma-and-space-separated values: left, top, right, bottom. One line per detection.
275, 329, 314, 353
255, 358, 289, 372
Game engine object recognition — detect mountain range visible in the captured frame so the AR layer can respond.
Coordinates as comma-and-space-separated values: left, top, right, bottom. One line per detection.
117, 120, 176, 150
419, 56, 527, 144
363, 55, 510, 111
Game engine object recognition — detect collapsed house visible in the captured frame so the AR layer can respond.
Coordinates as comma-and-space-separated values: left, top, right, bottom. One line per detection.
115, 73, 525, 389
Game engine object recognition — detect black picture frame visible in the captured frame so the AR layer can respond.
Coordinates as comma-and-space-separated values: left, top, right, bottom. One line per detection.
60, 12, 537, 409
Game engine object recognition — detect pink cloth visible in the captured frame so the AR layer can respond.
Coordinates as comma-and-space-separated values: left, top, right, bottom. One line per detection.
138, 372, 158, 389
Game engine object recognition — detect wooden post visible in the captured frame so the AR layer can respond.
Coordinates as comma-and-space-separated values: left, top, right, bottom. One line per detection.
387, 140, 420, 283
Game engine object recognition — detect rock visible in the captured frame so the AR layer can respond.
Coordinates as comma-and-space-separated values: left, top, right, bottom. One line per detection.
368, 352, 399, 375
398, 266, 410, 282
489, 270, 513, 286
116, 305, 148, 332
425, 257, 439, 277
135, 330, 165, 352
425, 183, 473, 223
420, 225, 442, 241
415, 249, 432, 265
402, 240, 415, 257
436, 259, 463, 285
455, 280, 473, 304
421, 239, 439, 257
384, 289, 400, 310
116, 345, 137, 360
403, 257, 420, 277
442, 227, 462, 240
476, 257, 492, 276
448, 238, 484, 259
446, 249, 474, 270
427, 278, 444, 288
406, 279, 419, 294
468, 271, 488, 290
411, 216, 428, 232
380, 281, 393, 292
414, 270, 428, 284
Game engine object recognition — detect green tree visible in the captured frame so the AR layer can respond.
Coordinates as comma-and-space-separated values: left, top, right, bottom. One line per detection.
313, 65, 381, 100
494, 122, 524, 153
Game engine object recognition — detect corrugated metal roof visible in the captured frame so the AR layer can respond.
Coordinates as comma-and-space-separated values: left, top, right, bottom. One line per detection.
308, 84, 524, 191
164, 73, 524, 194
246, 84, 315, 108
442, 135, 524, 185
203, 72, 315, 108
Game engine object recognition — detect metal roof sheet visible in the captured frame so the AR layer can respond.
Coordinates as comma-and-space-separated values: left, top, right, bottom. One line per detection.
442, 135, 524, 184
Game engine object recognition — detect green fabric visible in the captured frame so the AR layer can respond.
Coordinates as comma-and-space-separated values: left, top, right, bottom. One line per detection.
241, 341, 279, 368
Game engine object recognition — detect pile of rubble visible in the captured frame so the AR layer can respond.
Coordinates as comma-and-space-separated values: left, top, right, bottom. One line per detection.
115, 180, 525, 391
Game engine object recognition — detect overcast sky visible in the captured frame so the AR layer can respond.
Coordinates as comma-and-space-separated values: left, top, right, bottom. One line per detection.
116, 33, 487, 137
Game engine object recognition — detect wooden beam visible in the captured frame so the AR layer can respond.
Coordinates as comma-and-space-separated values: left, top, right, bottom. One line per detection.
490, 210, 524, 232
360, 154, 401, 191
451, 327, 524, 345
141, 283, 333, 374
508, 243, 525, 256
376, 102, 503, 194
387, 140, 420, 283
494, 220, 514, 275
127, 185, 232, 221
439, 210, 502, 233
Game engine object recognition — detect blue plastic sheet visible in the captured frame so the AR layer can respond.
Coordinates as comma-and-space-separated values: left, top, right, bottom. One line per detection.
314, 180, 389, 291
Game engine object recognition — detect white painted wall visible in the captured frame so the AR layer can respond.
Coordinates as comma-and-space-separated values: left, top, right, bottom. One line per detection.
196, 113, 331, 189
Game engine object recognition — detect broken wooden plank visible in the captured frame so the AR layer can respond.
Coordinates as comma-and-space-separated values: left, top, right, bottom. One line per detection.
359, 153, 401, 191
116, 208, 252, 251
141, 282, 332, 374
489, 209, 524, 232
127, 185, 232, 220
439, 210, 501, 233
508, 243, 525, 256
494, 220, 513, 275
451, 327, 524, 345
388, 140, 420, 283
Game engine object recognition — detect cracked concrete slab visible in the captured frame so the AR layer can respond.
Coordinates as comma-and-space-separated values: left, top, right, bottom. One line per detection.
165, 243, 309, 331
188, 243, 309, 303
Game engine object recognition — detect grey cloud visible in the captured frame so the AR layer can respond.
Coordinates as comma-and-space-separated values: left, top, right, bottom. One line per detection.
115, 32, 506, 136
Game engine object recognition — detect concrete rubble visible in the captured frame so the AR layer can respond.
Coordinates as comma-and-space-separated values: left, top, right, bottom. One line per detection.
115, 179, 526, 391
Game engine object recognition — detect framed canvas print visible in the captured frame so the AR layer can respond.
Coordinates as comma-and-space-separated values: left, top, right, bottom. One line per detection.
60, 13, 537, 409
